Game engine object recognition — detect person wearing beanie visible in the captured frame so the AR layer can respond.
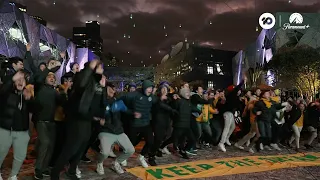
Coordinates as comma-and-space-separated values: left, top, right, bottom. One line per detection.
95, 82, 135, 175
128, 82, 137, 92
150, 83, 178, 157
119, 80, 156, 167
33, 61, 68, 179
160, 87, 200, 159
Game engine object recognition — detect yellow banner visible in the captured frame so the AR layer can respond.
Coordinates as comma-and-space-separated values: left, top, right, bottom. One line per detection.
127, 152, 320, 180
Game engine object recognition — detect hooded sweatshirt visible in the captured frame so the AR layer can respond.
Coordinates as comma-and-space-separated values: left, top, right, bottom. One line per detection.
120, 80, 155, 127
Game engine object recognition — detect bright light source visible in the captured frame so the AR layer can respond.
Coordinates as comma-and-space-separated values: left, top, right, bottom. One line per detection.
9, 28, 27, 44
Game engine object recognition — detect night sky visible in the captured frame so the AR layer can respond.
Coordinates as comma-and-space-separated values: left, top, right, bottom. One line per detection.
12, 0, 320, 66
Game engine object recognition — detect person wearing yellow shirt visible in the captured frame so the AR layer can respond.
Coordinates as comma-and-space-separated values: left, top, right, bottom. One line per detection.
288, 103, 306, 151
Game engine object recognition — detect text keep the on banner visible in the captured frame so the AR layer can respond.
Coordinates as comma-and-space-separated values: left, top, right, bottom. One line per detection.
127, 152, 320, 180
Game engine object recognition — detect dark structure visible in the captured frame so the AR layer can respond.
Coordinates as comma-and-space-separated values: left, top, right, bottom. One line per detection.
30, 15, 47, 26
72, 21, 103, 58
156, 43, 236, 89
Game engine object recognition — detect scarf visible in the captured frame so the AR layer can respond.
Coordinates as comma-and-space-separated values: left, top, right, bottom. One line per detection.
261, 98, 272, 108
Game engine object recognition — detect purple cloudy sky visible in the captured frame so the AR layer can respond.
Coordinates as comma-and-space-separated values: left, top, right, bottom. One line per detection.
12, 0, 320, 66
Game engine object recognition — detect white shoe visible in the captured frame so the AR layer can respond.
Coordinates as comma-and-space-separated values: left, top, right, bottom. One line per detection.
218, 143, 226, 152
120, 160, 128, 167
161, 147, 171, 155
260, 143, 264, 150
8, 175, 18, 180
246, 140, 250, 147
234, 143, 244, 150
248, 148, 255, 153
109, 150, 117, 158
112, 161, 124, 174
226, 140, 232, 146
271, 143, 281, 151
138, 155, 149, 168
96, 162, 105, 175
264, 145, 272, 151
76, 166, 82, 178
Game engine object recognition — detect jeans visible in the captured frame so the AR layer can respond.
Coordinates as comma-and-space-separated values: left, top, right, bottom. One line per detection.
271, 121, 283, 144
35, 122, 56, 172
210, 119, 223, 145
289, 125, 303, 148
151, 123, 171, 155
97, 133, 135, 163
257, 120, 272, 146
128, 125, 154, 157
196, 122, 212, 141
51, 120, 91, 179
220, 112, 235, 145
161, 127, 196, 151
0, 128, 30, 177
50, 121, 66, 167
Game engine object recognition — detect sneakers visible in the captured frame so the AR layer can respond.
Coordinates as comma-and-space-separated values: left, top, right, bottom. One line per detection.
259, 143, 264, 150
42, 170, 50, 177
138, 155, 149, 168
161, 147, 171, 155
218, 143, 226, 152
225, 140, 232, 146
112, 161, 124, 174
148, 157, 157, 166
96, 162, 105, 175
270, 143, 281, 151
179, 150, 190, 159
248, 148, 255, 153
186, 149, 197, 156
76, 166, 82, 178
34, 170, 44, 180
234, 143, 245, 150
0, 173, 3, 180
8, 176, 18, 180
264, 145, 272, 151
81, 156, 91, 163
65, 171, 80, 180
120, 160, 127, 167
109, 150, 117, 158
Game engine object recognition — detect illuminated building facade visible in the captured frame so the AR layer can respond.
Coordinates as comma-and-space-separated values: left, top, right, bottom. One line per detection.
155, 42, 236, 89
0, 0, 99, 83
232, 12, 320, 87
72, 21, 103, 58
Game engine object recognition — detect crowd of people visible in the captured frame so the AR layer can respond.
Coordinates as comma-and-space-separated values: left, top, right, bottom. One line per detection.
0, 44, 319, 180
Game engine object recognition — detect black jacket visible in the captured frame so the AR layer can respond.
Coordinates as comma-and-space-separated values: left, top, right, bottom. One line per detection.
305, 104, 319, 128
222, 81, 244, 114
33, 68, 67, 122
287, 105, 307, 126
0, 77, 32, 131
253, 99, 284, 122
172, 98, 200, 128
66, 67, 106, 120
100, 98, 127, 135
152, 96, 177, 127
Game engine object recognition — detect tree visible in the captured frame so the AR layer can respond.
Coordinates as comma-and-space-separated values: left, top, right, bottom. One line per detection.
267, 45, 320, 100
247, 63, 264, 88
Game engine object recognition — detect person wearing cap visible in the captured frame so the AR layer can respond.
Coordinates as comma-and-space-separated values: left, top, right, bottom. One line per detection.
32, 60, 67, 179
119, 80, 156, 167
128, 82, 136, 92
95, 82, 135, 175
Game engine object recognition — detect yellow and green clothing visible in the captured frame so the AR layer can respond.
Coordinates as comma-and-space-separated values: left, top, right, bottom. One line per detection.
196, 104, 218, 123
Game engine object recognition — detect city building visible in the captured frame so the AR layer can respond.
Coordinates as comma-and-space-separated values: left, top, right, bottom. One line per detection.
155, 42, 236, 89
9, 1, 26, 12
104, 66, 155, 90
30, 15, 47, 26
232, 12, 320, 87
72, 21, 103, 58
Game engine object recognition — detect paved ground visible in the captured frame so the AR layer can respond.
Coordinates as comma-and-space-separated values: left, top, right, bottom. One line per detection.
2, 140, 320, 180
